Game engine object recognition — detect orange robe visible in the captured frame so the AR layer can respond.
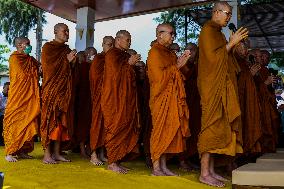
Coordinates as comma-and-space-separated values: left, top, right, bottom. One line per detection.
237, 57, 262, 153
147, 43, 190, 162
101, 48, 140, 164
181, 62, 201, 157
197, 20, 242, 156
255, 66, 280, 153
89, 53, 105, 151
40, 41, 73, 148
3, 52, 40, 155
74, 61, 92, 144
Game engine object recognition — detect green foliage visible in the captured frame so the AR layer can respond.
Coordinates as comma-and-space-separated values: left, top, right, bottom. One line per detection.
0, 44, 10, 63
0, 0, 46, 45
154, 8, 202, 49
0, 44, 10, 72
271, 52, 284, 68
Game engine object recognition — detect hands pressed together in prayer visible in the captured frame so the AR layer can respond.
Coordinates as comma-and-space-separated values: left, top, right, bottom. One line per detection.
67, 49, 77, 63
227, 27, 249, 52
177, 50, 191, 69
250, 64, 261, 76
264, 74, 278, 85
128, 54, 141, 65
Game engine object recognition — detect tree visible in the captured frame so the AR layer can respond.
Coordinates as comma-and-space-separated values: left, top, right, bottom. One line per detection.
154, 8, 202, 49
0, 44, 10, 72
0, 0, 46, 61
154, 0, 276, 49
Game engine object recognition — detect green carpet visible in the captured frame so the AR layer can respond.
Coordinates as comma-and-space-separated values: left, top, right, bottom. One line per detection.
0, 143, 232, 189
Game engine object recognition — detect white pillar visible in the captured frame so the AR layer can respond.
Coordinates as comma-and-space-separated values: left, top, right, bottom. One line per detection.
222, 0, 240, 41
75, 7, 95, 51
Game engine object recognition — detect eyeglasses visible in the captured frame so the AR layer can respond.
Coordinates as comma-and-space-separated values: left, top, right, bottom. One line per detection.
217, 10, 232, 17
160, 31, 176, 37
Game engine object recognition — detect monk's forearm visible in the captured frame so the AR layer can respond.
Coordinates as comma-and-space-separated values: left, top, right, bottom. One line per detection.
226, 42, 234, 52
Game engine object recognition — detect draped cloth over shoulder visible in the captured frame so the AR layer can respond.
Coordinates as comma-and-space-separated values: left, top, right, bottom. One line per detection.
74, 61, 92, 144
147, 43, 190, 162
197, 20, 242, 156
101, 48, 140, 164
237, 58, 262, 153
4, 52, 40, 155
255, 67, 280, 152
89, 53, 105, 151
40, 41, 73, 149
181, 63, 201, 156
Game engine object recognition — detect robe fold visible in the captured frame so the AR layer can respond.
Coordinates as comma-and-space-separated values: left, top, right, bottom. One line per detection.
255, 66, 280, 153
147, 43, 190, 162
181, 63, 201, 156
237, 57, 262, 153
101, 48, 140, 164
74, 61, 92, 143
4, 52, 40, 155
197, 20, 242, 156
40, 41, 73, 148
89, 53, 105, 151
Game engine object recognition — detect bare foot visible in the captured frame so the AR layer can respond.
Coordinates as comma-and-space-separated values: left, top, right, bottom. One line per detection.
108, 163, 127, 174
52, 154, 71, 162
151, 169, 166, 176
90, 153, 104, 166
42, 155, 57, 164
161, 167, 178, 176
118, 164, 131, 171
5, 155, 18, 162
211, 172, 229, 182
18, 153, 33, 159
199, 175, 225, 187
179, 161, 193, 172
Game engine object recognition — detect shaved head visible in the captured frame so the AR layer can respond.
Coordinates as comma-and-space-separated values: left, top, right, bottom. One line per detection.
116, 30, 130, 39
156, 23, 174, 37
156, 23, 175, 47
85, 47, 97, 55
169, 43, 180, 51
103, 36, 114, 44
14, 37, 29, 47
212, 2, 232, 12
54, 23, 69, 43
115, 30, 132, 50
54, 23, 68, 33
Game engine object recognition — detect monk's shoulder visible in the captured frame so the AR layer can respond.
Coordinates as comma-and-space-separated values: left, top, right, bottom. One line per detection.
105, 48, 120, 57
149, 44, 169, 58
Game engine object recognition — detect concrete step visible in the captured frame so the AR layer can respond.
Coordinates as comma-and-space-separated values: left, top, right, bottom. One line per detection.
232, 163, 284, 187
256, 153, 284, 163
277, 148, 284, 153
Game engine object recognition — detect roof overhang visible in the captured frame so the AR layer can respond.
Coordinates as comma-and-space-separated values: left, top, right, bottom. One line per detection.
20, 0, 214, 23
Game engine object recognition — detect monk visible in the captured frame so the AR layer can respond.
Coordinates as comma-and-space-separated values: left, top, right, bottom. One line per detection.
41, 23, 77, 164
101, 30, 141, 174
179, 42, 201, 171
235, 43, 262, 154
89, 36, 114, 165
147, 23, 191, 176
169, 42, 181, 57
197, 2, 248, 187
252, 49, 280, 153
74, 48, 96, 158
3, 37, 40, 162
